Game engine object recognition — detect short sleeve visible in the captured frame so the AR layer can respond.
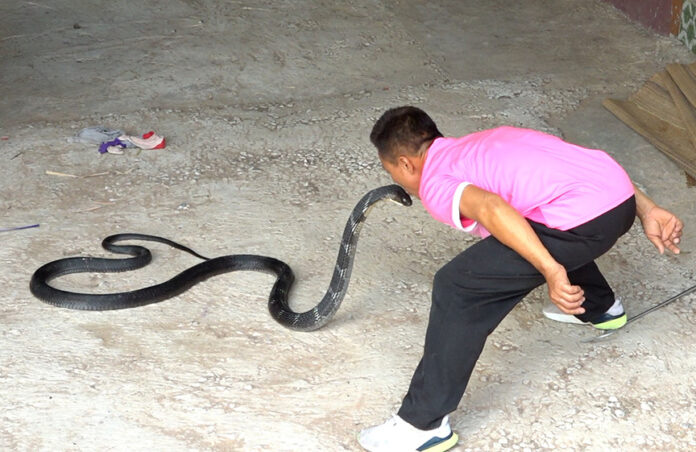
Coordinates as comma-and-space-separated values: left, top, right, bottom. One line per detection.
419, 175, 479, 233
452, 182, 479, 232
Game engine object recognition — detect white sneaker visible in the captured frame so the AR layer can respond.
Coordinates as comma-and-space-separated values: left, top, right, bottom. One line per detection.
543, 298, 627, 330
358, 414, 459, 452
542, 302, 586, 324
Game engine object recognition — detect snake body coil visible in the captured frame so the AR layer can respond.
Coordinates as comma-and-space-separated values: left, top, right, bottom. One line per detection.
30, 185, 412, 331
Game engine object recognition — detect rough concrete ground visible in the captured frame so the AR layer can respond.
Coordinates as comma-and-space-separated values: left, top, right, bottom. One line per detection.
1, 0, 695, 450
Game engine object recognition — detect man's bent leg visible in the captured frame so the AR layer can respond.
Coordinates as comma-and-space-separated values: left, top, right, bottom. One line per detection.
397, 238, 545, 430
397, 206, 636, 429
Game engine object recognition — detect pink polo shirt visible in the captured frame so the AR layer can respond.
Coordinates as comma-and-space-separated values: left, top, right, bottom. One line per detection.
418, 127, 635, 238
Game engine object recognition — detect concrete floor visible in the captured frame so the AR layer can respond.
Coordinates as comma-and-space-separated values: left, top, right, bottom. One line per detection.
1, 0, 696, 450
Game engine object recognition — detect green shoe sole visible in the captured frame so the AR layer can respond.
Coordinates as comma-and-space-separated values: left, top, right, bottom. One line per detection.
592, 314, 627, 330
419, 432, 459, 452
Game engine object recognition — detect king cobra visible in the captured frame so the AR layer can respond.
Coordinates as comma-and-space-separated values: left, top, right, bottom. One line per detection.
30, 185, 412, 332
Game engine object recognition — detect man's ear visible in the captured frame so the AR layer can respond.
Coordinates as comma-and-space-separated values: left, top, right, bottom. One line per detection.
397, 155, 416, 174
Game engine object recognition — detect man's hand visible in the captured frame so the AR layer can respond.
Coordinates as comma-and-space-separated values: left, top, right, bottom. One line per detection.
544, 263, 586, 315
639, 205, 683, 254
633, 185, 683, 255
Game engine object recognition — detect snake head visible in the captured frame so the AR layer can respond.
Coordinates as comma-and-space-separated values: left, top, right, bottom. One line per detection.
388, 185, 413, 207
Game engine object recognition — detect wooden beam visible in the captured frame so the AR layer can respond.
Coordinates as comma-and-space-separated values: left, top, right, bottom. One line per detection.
603, 98, 696, 179
630, 77, 684, 128
666, 63, 696, 109
660, 69, 696, 149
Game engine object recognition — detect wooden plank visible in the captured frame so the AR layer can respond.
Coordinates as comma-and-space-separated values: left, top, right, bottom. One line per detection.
649, 71, 667, 89
660, 70, 696, 149
688, 62, 696, 78
666, 63, 696, 110
603, 98, 696, 179
629, 78, 683, 129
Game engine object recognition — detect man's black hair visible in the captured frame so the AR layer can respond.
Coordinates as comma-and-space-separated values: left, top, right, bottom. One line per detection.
370, 106, 443, 162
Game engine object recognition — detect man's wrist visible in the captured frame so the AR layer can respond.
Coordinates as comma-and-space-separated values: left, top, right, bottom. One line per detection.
636, 203, 656, 222
538, 259, 563, 280
633, 184, 657, 220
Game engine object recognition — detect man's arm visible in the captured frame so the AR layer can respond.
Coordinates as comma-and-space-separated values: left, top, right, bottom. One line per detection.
459, 185, 586, 315
633, 184, 683, 254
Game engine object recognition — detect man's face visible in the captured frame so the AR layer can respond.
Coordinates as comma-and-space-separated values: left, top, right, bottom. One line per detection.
380, 156, 420, 198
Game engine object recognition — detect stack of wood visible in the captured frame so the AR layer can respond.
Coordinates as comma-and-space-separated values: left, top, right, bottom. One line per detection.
603, 63, 696, 183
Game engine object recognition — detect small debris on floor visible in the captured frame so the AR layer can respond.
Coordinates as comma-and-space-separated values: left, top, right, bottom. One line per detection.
0, 223, 39, 233
76, 126, 166, 154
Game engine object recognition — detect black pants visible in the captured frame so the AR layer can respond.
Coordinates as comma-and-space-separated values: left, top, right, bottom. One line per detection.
398, 196, 636, 430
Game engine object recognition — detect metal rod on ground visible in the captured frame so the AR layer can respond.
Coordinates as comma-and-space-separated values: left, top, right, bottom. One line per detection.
626, 283, 696, 324
588, 283, 696, 342
0, 224, 40, 233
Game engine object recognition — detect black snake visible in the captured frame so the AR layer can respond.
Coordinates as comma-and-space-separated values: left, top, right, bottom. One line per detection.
30, 185, 412, 331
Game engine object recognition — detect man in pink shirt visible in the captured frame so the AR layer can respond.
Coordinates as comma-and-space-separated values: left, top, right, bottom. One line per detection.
358, 106, 683, 452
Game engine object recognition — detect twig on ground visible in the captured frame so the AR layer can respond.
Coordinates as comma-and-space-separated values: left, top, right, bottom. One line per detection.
46, 170, 122, 178
23, 2, 57, 10
45, 170, 79, 178
73, 202, 116, 213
